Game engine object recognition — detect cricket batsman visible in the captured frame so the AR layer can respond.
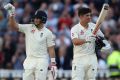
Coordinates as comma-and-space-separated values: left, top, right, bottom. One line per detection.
4, 3, 57, 80
71, 7, 111, 80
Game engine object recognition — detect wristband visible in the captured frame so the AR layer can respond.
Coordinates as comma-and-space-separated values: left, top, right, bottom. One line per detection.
51, 58, 56, 63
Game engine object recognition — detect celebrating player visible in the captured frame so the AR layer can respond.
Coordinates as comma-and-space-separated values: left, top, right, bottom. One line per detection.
71, 7, 111, 80
4, 3, 57, 80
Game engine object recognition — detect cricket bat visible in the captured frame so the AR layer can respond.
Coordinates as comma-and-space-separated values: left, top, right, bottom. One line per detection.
92, 3, 109, 35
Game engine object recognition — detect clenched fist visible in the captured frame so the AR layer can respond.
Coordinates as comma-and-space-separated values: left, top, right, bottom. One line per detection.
4, 3, 15, 16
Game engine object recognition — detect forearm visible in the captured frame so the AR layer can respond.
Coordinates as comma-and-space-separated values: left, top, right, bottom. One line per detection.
48, 46, 56, 62
72, 38, 86, 45
8, 16, 19, 30
48, 46, 57, 79
49, 50, 55, 58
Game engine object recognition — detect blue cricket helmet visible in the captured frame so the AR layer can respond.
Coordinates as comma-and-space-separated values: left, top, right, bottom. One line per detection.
33, 10, 47, 23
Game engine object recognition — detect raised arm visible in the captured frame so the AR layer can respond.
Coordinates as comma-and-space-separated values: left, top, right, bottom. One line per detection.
8, 16, 19, 31
4, 3, 19, 31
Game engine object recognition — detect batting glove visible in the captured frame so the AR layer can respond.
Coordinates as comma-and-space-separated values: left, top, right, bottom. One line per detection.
101, 40, 111, 51
49, 58, 57, 80
4, 3, 15, 16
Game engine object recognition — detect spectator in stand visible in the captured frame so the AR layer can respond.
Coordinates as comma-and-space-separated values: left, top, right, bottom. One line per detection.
107, 43, 120, 79
12, 44, 26, 70
58, 9, 73, 31
22, 3, 33, 24
3, 32, 16, 68
12, 33, 26, 70
49, 0, 64, 17
46, 7, 58, 34
0, 37, 4, 68
58, 9, 72, 38
0, 10, 8, 30
38, 2, 48, 11
63, 0, 74, 16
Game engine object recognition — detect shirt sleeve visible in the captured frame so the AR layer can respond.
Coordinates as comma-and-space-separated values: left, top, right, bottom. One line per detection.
47, 31, 55, 47
71, 27, 78, 39
18, 24, 30, 33
96, 29, 104, 37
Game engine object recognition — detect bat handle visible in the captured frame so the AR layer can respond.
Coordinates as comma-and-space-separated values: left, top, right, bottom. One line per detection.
93, 23, 101, 35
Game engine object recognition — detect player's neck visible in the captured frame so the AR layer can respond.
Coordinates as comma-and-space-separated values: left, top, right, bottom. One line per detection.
35, 24, 44, 30
80, 21, 88, 29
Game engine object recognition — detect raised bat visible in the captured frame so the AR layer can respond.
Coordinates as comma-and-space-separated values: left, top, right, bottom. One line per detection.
93, 3, 109, 35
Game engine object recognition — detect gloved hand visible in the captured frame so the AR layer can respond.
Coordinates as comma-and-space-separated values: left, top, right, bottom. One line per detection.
4, 3, 15, 16
85, 35, 96, 43
95, 36, 105, 50
49, 62, 57, 80
101, 40, 111, 51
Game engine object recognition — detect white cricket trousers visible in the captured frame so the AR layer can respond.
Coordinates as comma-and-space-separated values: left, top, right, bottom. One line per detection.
72, 54, 98, 80
23, 57, 49, 80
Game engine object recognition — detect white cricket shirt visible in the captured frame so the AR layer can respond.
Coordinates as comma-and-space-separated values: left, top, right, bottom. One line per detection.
71, 22, 104, 58
18, 24, 55, 58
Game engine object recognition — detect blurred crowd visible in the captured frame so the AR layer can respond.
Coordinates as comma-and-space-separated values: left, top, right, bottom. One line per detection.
0, 0, 120, 78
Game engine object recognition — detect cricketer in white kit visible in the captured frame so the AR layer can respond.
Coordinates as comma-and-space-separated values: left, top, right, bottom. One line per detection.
71, 7, 110, 80
4, 3, 57, 80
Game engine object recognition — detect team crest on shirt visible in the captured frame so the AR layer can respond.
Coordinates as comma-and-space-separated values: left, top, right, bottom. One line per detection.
40, 33, 43, 37
31, 29, 35, 33
80, 30, 84, 35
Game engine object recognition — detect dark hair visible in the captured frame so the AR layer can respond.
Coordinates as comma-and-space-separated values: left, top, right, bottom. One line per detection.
78, 7, 91, 16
